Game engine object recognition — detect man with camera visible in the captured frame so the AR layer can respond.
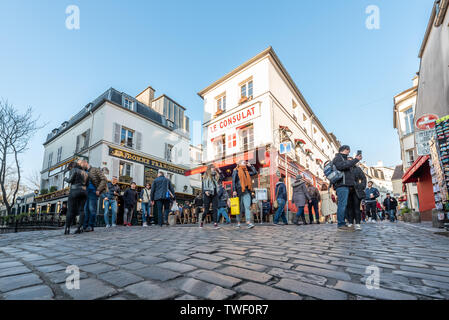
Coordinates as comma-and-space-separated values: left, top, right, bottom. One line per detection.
332, 145, 363, 231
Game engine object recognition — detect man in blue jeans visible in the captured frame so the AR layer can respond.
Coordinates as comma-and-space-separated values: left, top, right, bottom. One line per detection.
274, 177, 288, 225
332, 145, 363, 231
140, 183, 152, 227
103, 176, 120, 228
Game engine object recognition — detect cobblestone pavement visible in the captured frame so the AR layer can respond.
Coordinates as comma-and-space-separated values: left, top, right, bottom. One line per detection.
1, 221, 449, 300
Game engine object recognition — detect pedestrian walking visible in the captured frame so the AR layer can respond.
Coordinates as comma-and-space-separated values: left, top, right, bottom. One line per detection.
232, 160, 258, 229
103, 176, 120, 228
217, 180, 231, 224
64, 160, 88, 235
273, 177, 288, 225
307, 183, 321, 224
123, 182, 138, 226
346, 159, 367, 231
140, 183, 152, 227
201, 165, 220, 229
332, 145, 363, 231
383, 193, 398, 222
81, 160, 108, 232
365, 181, 380, 223
151, 172, 175, 227
320, 184, 337, 224
292, 174, 310, 225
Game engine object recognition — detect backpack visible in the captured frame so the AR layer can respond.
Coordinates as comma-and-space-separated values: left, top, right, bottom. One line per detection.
323, 158, 344, 185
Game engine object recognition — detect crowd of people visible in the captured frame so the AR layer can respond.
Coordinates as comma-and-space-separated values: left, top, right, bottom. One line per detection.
63, 146, 398, 235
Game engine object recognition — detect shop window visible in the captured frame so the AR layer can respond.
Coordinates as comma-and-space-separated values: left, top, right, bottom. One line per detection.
119, 161, 132, 178
121, 127, 134, 148
227, 133, 237, 149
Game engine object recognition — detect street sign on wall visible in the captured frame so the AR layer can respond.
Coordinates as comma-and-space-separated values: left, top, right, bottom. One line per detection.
416, 114, 438, 130
416, 129, 435, 156
279, 142, 292, 154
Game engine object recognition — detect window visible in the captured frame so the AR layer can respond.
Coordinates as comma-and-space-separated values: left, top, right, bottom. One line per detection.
213, 136, 226, 158
403, 108, 414, 135
57, 147, 62, 163
47, 152, 53, 169
240, 80, 253, 98
303, 114, 307, 121
217, 95, 226, 112
121, 127, 134, 148
165, 144, 173, 162
227, 133, 237, 149
406, 150, 415, 167
76, 129, 90, 153
239, 126, 254, 151
119, 161, 132, 177
124, 98, 133, 110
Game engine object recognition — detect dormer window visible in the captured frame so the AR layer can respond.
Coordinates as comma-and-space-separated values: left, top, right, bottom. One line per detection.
124, 97, 134, 110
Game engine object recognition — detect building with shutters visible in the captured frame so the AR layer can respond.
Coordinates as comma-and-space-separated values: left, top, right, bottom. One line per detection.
36, 86, 194, 214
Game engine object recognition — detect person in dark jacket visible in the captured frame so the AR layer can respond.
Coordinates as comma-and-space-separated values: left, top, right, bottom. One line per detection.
232, 160, 258, 229
139, 183, 152, 227
151, 172, 175, 227
346, 160, 367, 230
332, 145, 362, 231
193, 194, 203, 223
123, 182, 138, 226
365, 181, 380, 222
103, 176, 120, 228
307, 183, 321, 224
292, 175, 311, 225
217, 181, 231, 224
64, 160, 88, 235
273, 177, 288, 225
201, 165, 220, 229
383, 193, 398, 222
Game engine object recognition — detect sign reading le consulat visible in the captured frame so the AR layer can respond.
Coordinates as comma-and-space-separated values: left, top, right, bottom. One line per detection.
109, 147, 185, 175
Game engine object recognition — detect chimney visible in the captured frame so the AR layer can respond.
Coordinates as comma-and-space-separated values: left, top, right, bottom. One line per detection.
136, 86, 155, 107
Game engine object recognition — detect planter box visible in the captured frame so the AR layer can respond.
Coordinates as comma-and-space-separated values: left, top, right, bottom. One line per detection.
411, 211, 421, 223
403, 212, 412, 222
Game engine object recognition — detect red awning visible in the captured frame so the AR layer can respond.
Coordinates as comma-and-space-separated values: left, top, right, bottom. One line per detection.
402, 155, 430, 184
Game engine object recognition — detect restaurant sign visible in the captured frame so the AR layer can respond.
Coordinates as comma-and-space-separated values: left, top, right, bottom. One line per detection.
208, 103, 261, 138
109, 147, 185, 175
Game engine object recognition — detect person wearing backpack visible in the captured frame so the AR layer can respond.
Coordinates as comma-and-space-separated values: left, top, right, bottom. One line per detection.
151, 172, 175, 227
331, 145, 362, 231
292, 174, 311, 225
140, 183, 152, 227
273, 177, 288, 225
346, 158, 367, 231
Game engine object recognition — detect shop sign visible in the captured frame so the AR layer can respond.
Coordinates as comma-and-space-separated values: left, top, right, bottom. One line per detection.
415, 129, 435, 156
109, 147, 185, 175
416, 114, 438, 130
208, 104, 260, 138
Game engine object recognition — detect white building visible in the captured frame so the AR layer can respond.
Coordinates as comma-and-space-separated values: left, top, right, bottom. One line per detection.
37, 86, 194, 213
195, 47, 340, 204
393, 76, 420, 210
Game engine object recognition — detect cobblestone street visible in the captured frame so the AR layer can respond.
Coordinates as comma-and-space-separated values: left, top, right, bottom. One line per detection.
1, 221, 449, 300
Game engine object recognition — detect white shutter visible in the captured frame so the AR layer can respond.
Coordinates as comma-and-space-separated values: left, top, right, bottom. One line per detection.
76, 135, 81, 153
112, 158, 119, 177
136, 131, 142, 150
113, 123, 121, 144
134, 164, 143, 186
84, 129, 90, 149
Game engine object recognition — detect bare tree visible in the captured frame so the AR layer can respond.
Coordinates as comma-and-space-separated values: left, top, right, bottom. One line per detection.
0, 100, 43, 215
25, 169, 42, 191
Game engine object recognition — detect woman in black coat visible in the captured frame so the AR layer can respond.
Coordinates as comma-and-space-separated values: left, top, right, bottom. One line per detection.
346, 159, 367, 230
64, 160, 88, 235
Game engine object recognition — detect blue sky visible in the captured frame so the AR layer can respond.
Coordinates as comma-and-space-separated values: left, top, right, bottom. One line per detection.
0, 0, 433, 181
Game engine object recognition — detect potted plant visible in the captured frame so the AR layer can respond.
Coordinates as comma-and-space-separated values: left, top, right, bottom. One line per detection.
400, 207, 412, 222
239, 96, 248, 104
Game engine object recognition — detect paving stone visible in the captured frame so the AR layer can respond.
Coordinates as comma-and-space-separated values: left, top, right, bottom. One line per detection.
103, 257, 131, 266
175, 294, 199, 300
399, 265, 449, 277
161, 252, 190, 262
287, 254, 330, 264
292, 259, 339, 270
36, 264, 67, 273
191, 253, 226, 262
188, 270, 242, 288
132, 266, 181, 281
80, 263, 117, 274
61, 278, 117, 300
134, 255, 167, 265
268, 268, 328, 286
120, 262, 148, 271
155, 262, 197, 273
275, 278, 348, 300
422, 280, 449, 290
0, 273, 43, 292
392, 270, 449, 283
3, 285, 54, 300
235, 282, 301, 300
167, 277, 235, 300
125, 281, 179, 299
223, 260, 267, 272
21, 254, 46, 262
246, 257, 294, 270
249, 252, 290, 262
27, 259, 59, 267
46, 270, 88, 284
238, 295, 263, 300
98, 270, 144, 287
183, 258, 221, 270
215, 252, 247, 260
220, 266, 272, 283
295, 265, 351, 281
0, 261, 23, 269
59, 257, 97, 266
0, 266, 31, 278
333, 281, 417, 300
